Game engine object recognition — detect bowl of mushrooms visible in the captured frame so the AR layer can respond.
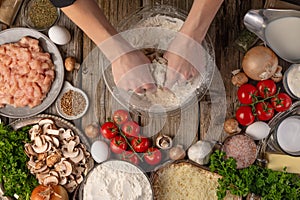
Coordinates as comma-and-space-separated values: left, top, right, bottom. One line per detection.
9, 114, 94, 195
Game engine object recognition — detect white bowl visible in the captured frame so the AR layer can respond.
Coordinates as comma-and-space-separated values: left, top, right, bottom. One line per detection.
55, 81, 89, 120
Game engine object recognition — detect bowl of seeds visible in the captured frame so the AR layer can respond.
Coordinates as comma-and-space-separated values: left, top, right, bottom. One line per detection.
55, 81, 89, 120
23, 0, 60, 31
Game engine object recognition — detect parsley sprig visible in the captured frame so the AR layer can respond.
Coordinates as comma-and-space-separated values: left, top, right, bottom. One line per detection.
0, 123, 38, 200
209, 150, 300, 200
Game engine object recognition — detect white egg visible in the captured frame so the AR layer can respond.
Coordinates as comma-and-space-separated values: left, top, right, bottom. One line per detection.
91, 140, 110, 163
246, 121, 271, 140
48, 25, 71, 45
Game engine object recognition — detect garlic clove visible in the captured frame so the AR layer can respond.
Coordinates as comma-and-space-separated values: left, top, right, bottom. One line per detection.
188, 140, 215, 165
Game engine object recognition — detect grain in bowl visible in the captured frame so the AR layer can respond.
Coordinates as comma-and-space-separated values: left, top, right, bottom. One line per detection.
152, 161, 241, 200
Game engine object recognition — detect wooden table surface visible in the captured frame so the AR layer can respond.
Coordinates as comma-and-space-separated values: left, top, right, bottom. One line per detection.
1, 0, 268, 148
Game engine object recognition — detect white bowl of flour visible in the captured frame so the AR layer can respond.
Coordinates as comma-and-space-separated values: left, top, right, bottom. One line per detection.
79, 160, 153, 200
102, 6, 216, 115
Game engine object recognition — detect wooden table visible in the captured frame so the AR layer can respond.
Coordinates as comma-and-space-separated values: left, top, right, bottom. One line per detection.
1, 0, 267, 148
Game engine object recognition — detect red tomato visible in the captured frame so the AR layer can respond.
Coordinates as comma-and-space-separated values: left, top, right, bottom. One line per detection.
257, 79, 277, 98
112, 109, 130, 125
121, 121, 140, 138
237, 84, 258, 104
121, 150, 140, 165
270, 93, 292, 112
110, 136, 128, 154
235, 106, 255, 126
255, 102, 275, 121
131, 137, 151, 153
100, 122, 119, 139
144, 147, 162, 165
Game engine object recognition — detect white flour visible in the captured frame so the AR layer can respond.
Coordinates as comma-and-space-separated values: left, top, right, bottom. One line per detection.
83, 160, 152, 200
121, 15, 210, 109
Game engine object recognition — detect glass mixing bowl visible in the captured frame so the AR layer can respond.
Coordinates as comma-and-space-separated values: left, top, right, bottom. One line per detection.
102, 5, 216, 116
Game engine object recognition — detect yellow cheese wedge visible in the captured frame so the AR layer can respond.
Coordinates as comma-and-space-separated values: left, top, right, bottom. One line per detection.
265, 152, 300, 174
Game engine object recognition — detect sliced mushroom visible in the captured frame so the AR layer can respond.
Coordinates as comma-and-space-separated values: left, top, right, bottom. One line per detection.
52, 137, 60, 148
32, 164, 48, 174
39, 118, 54, 126
75, 175, 83, 184
37, 153, 47, 161
42, 175, 59, 186
29, 125, 42, 141
46, 129, 60, 136
62, 142, 79, 158
60, 129, 74, 141
32, 144, 49, 155
59, 176, 68, 185
55, 160, 73, 177
64, 179, 78, 193
24, 143, 37, 157
46, 152, 61, 167
32, 142, 49, 154
70, 148, 84, 164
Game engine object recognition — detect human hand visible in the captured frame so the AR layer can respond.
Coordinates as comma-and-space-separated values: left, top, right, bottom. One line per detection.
163, 32, 205, 88
111, 50, 156, 93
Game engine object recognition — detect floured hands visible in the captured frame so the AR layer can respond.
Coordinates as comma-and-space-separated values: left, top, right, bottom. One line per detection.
111, 50, 156, 93
163, 32, 205, 89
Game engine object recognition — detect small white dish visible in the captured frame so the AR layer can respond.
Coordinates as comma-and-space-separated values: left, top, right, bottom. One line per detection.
55, 81, 89, 120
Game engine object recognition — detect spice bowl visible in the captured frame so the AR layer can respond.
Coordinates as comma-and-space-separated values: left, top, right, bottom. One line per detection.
55, 81, 89, 120
22, 0, 60, 31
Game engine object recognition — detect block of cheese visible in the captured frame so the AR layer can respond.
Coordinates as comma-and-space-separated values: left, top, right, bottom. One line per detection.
265, 152, 300, 174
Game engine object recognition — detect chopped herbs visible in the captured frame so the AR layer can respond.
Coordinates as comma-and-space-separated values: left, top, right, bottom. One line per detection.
209, 150, 300, 200
0, 123, 38, 200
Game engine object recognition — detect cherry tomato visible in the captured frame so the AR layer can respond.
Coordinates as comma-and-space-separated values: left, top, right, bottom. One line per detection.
121, 150, 140, 165
270, 93, 292, 112
100, 121, 119, 139
255, 102, 275, 121
144, 147, 162, 165
110, 136, 128, 154
235, 106, 255, 126
237, 84, 258, 104
257, 79, 277, 98
131, 137, 151, 153
121, 121, 140, 138
112, 109, 130, 125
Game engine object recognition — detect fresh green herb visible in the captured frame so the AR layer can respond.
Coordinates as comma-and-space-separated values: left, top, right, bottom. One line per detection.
0, 123, 38, 200
209, 150, 300, 200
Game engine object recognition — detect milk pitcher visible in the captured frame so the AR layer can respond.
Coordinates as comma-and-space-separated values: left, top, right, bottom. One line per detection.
244, 9, 300, 63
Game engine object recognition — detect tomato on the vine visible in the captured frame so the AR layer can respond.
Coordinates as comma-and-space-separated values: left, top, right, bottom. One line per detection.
121, 121, 140, 138
144, 147, 162, 165
110, 136, 127, 154
113, 109, 130, 125
235, 106, 255, 126
121, 150, 140, 165
270, 93, 292, 112
100, 122, 119, 139
255, 102, 275, 121
131, 137, 151, 153
237, 84, 258, 104
257, 79, 277, 98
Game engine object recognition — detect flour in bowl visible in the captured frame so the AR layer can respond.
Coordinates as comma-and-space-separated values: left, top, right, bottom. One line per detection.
83, 160, 152, 200
121, 15, 213, 109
